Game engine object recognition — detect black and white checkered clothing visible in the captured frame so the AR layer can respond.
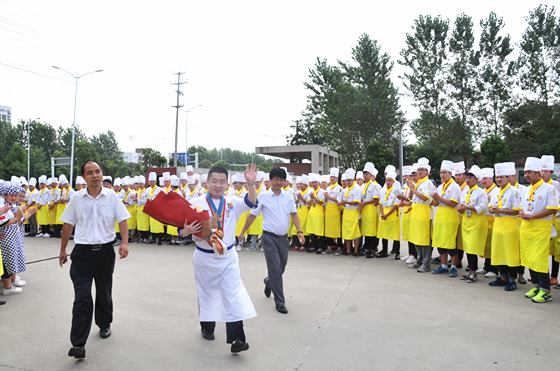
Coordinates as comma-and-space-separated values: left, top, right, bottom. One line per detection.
0, 204, 26, 275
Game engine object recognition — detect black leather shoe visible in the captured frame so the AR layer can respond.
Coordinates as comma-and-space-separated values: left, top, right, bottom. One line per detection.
263, 279, 271, 298
230, 339, 249, 353
100, 327, 111, 339
276, 305, 288, 314
68, 346, 86, 359
201, 329, 215, 340
0, 300, 6, 305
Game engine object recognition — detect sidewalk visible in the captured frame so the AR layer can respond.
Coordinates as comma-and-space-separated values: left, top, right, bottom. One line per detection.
1, 237, 559, 371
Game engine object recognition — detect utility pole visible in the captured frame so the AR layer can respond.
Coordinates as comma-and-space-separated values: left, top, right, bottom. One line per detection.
171, 72, 186, 167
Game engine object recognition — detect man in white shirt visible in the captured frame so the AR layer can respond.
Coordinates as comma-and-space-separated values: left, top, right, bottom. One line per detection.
238, 167, 305, 314
59, 160, 130, 359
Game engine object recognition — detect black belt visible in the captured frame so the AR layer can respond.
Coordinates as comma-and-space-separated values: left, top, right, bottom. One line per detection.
263, 230, 287, 239
76, 242, 114, 251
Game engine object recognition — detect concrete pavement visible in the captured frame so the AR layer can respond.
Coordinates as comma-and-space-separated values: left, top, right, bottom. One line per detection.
1, 237, 560, 371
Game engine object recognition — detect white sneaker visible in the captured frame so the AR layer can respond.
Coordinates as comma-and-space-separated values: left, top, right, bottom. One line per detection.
260, 247, 264, 252
43, 233, 50, 238
3, 287, 23, 295
400, 254, 411, 261
13, 280, 26, 287
484, 271, 498, 278
476, 269, 487, 274
236, 245, 241, 251
406, 257, 417, 264
35, 233, 44, 238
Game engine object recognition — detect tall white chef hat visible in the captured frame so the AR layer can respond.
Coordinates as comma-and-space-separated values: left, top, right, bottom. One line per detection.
180, 172, 188, 180
417, 158, 431, 173
171, 175, 179, 187
542, 155, 555, 171
311, 173, 321, 183
467, 165, 482, 180
149, 172, 157, 181
301, 175, 310, 185
280, 167, 288, 176
363, 162, 375, 176
187, 176, 195, 185
524, 157, 542, 172
385, 165, 396, 174
412, 163, 418, 173
29, 177, 37, 187
386, 171, 397, 181
10, 176, 20, 187
264, 173, 270, 181
138, 175, 146, 184
19, 176, 27, 186
453, 161, 466, 176
356, 171, 364, 180
329, 167, 339, 177
441, 160, 454, 173
121, 178, 129, 186
256, 171, 265, 181
162, 172, 171, 181
201, 174, 208, 183
481, 168, 494, 179
495, 163, 515, 177
76, 176, 86, 185
39, 175, 47, 184
159, 177, 164, 186
296, 176, 302, 184
505, 162, 517, 176
402, 166, 412, 176
341, 173, 348, 181
186, 165, 194, 173
345, 168, 356, 180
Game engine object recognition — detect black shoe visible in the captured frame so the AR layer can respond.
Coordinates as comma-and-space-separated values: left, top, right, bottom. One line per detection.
263, 279, 271, 298
201, 329, 215, 340
352, 252, 359, 257
341, 251, 349, 256
0, 300, 5, 305
394, 254, 401, 260
68, 346, 86, 359
276, 305, 288, 314
376, 252, 388, 258
231, 339, 249, 353
366, 251, 374, 259
100, 327, 111, 339
157, 240, 162, 246
147, 240, 156, 245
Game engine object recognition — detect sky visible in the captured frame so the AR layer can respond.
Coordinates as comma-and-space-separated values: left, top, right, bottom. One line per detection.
0, 0, 551, 160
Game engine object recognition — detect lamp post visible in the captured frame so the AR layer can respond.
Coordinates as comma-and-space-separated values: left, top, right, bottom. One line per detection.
399, 118, 407, 181
265, 134, 283, 146
52, 66, 103, 187
27, 117, 40, 181
153, 137, 165, 152
184, 104, 202, 166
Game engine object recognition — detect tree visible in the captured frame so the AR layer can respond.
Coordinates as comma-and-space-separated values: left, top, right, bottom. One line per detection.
141, 148, 166, 169
14, 119, 58, 159
477, 12, 515, 137
4, 143, 27, 178
29, 147, 49, 179
256, 162, 272, 173
198, 159, 212, 168
517, 5, 560, 105
358, 140, 396, 185
56, 125, 87, 155
480, 135, 510, 167
447, 13, 479, 158
213, 160, 230, 168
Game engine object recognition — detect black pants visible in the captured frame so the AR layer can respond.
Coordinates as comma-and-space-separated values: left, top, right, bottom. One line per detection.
69, 243, 115, 347
529, 269, 551, 290
140, 230, 150, 239
382, 239, 400, 254
552, 257, 559, 278
310, 235, 324, 250
498, 265, 522, 280
467, 253, 479, 272
408, 241, 416, 257
200, 321, 244, 343
483, 258, 498, 274
364, 236, 379, 252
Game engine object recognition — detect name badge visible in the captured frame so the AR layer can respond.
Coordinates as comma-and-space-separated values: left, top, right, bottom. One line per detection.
527, 202, 534, 212
466, 210, 471, 218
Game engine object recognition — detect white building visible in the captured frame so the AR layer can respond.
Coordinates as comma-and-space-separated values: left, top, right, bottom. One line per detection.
123, 152, 142, 164
0, 105, 11, 124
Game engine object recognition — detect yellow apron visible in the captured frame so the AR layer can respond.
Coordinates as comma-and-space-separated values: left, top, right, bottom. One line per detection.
342, 208, 361, 240
291, 205, 310, 236
150, 216, 164, 234
168, 225, 178, 236
57, 203, 67, 222
360, 204, 378, 237
520, 219, 552, 273
0, 248, 3, 276
127, 205, 137, 230
550, 216, 559, 256
491, 216, 520, 266
49, 204, 58, 225
247, 214, 263, 235
307, 203, 325, 236
236, 211, 248, 237
377, 206, 400, 241
456, 213, 464, 251
37, 205, 49, 225
325, 203, 341, 238
401, 206, 412, 241
115, 219, 120, 233
432, 206, 459, 250
461, 212, 488, 256
482, 215, 495, 259
136, 205, 150, 231
409, 203, 431, 246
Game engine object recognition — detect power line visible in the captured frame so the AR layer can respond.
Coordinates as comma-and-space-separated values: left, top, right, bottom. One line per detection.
0, 15, 74, 48
2, 0, 59, 26
0, 61, 73, 83
0, 24, 71, 51
0, 31, 70, 55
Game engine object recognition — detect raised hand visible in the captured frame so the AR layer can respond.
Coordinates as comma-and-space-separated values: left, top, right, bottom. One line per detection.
244, 164, 258, 184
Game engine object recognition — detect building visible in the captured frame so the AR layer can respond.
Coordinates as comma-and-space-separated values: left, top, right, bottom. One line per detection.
255, 144, 338, 176
0, 105, 11, 124
123, 152, 142, 164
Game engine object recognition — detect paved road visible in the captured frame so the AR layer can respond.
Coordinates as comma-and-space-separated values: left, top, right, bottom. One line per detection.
1, 237, 559, 371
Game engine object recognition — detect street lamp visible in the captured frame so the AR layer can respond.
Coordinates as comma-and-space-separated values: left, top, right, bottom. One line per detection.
52, 66, 103, 187
265, 134, 283, 146
399, 118, 407, 181
184, 104, 202, 166
27, 117, 40, 181
153, 137, 165, 151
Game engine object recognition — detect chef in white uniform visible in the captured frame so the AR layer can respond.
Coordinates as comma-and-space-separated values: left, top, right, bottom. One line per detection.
179, 164, 258, 353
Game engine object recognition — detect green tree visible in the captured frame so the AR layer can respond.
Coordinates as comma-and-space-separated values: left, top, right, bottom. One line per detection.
213, 160, 230, 168
56, 125, 88, 155
480, 135, 510, 167
198, 159, 212, 168
358, 140, 396, 185
517, 5, 560, 105
256, 162, 272, 173
29, 147, 49, 179
447, 13, 479, 159
141, 148, 166, 169
14, 119, 58, 159
477, 12, 515, 136
4, 143, 27, 177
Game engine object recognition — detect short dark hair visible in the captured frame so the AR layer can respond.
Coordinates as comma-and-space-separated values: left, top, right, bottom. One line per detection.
270, 167, 287, 180
208, 166, 228, 180
102, 178, 113, 185
80, 160, 102, 176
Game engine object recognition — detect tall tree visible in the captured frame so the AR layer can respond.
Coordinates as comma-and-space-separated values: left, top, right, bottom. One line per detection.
477, 12, 515, 137
3, 143, 27, 178
447, 13, 479, 159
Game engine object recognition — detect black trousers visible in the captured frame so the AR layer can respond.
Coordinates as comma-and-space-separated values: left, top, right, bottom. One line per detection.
364, 236, 379, 251
310, 235, 325, 250
69, 243, 115, 347
382, 239, 400, 254
200, 321, 245, 343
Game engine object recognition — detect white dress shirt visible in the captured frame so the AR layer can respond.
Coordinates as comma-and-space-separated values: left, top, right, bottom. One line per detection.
251, 189, 297, 235
60, 186, 131, 244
